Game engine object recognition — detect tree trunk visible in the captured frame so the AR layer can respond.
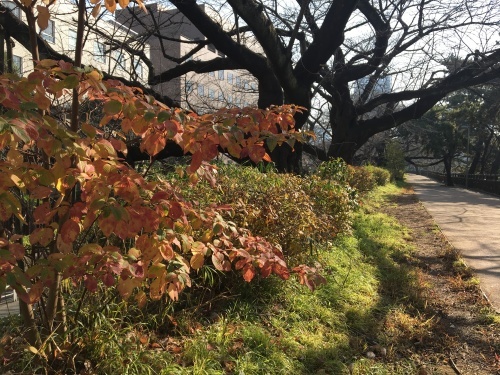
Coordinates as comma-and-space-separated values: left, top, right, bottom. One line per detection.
444, 155, 454, 186
490, 149, 500, 175
468, 139, 483, 175
479, 132, 493, 175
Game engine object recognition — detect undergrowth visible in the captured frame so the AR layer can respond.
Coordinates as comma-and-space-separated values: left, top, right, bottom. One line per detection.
1, 168, 435, 374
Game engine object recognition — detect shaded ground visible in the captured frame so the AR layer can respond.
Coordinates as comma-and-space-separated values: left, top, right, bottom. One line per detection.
380, 185, 500, 375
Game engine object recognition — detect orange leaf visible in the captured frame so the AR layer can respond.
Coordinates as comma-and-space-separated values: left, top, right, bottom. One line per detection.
91, 3, 101, 18
242, 266, 256, 282
190, 252, 205, 270
36, 6, 50, 31
159, 242, 174, 261
118, 0, 129, 7
104, 0, 116, 13
143, 132, 166, 156
167, 283, 179, 301
248, 144, 266, 163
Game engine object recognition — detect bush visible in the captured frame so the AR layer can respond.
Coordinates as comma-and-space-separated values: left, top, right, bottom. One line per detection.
314, 158, 350, 184
182, 164, 356, 261
365, 165, 391, 186
384, 140, 406, 181
347, 165, 377, 194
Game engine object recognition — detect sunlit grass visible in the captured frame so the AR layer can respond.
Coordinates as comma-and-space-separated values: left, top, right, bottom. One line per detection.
3, 176, 438, 374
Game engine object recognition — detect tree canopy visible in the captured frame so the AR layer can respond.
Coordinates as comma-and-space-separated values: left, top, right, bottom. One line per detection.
1, 0, 499, 171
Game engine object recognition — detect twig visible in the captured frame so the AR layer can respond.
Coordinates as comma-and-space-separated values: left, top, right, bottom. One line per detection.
448, 357, 462, 375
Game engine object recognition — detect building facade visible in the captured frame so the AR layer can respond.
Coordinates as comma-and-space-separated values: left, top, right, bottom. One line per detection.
1, 0, 149, 84
116, 3, 258, 112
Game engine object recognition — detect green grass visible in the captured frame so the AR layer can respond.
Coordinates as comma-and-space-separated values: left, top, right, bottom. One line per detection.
3, 181, 428, 375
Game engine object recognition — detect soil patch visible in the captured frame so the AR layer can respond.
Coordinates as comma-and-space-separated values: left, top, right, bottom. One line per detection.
380, 186, 500, 375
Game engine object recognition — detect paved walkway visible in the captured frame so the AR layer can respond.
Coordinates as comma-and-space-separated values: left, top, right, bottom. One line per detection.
406, 174, 500, 312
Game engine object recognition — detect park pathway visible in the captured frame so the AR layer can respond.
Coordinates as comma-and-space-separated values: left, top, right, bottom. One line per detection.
406, 173, 500, 312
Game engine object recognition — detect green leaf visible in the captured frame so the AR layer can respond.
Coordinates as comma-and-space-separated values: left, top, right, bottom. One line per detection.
266, 137, 278, 152
143, 111, 156, 122
63, 75, 80, 89
0, 120, 10, 134
103, 100, 122, 116
11, 125, 30, 143
20, 102, 39, 111
157, 111, 171, 122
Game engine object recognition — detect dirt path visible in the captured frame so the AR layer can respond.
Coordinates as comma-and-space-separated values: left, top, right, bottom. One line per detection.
380, 185, 500, 375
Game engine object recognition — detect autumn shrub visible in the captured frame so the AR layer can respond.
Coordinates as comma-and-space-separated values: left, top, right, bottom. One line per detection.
365, 165, 391, 186
315, 158, 388, 193
347, 165, 377, 194
314, 158, 350, 184
0, 61, 325, 363
178, 164, 356, 264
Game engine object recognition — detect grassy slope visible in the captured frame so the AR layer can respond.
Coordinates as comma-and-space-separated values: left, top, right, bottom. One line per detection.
1, 183, 427, 374
168, 183, 426, 375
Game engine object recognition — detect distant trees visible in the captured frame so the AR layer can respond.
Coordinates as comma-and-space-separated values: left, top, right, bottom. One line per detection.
400, 84, 500, 185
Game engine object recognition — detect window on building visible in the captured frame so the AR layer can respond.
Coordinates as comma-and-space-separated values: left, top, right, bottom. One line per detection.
207, 43, 216, 52
4, 1, 21, 18
209, 71, 215, 77
68, 29, 77, 51
236, 76, 241, 87
227, 72, 233, 84
218, 91, 224, 101
113, 50, 126, 69
228, 95, 233, 104
133, 56, 143, 79
250, 82, 257, 90
198, 84, 204, 96
186, 80, 194, 93
243, 80, 249, 89
12, 55, 22, 75
41, 20, 55, 44
218, 70, 224, 80
94, 41, 106, 63
208, 88, 215, 99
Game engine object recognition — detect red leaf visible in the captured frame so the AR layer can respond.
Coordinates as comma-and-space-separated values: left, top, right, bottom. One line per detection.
201, 140, 219, 160
85, 275, 98, 292
102, 273, 115, 287
248, 144, 266, 163
33, 202, 54, 224
30, 186, 53, 199
188, 151, 203, 174
9, 243, 25, 260
98, 214, 115, 238
168, 201, 183, 220
61, 218, 80, 244
260, 261, 272, 278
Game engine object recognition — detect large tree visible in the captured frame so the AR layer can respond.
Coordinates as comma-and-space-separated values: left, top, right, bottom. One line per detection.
2, 0, 499, 171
